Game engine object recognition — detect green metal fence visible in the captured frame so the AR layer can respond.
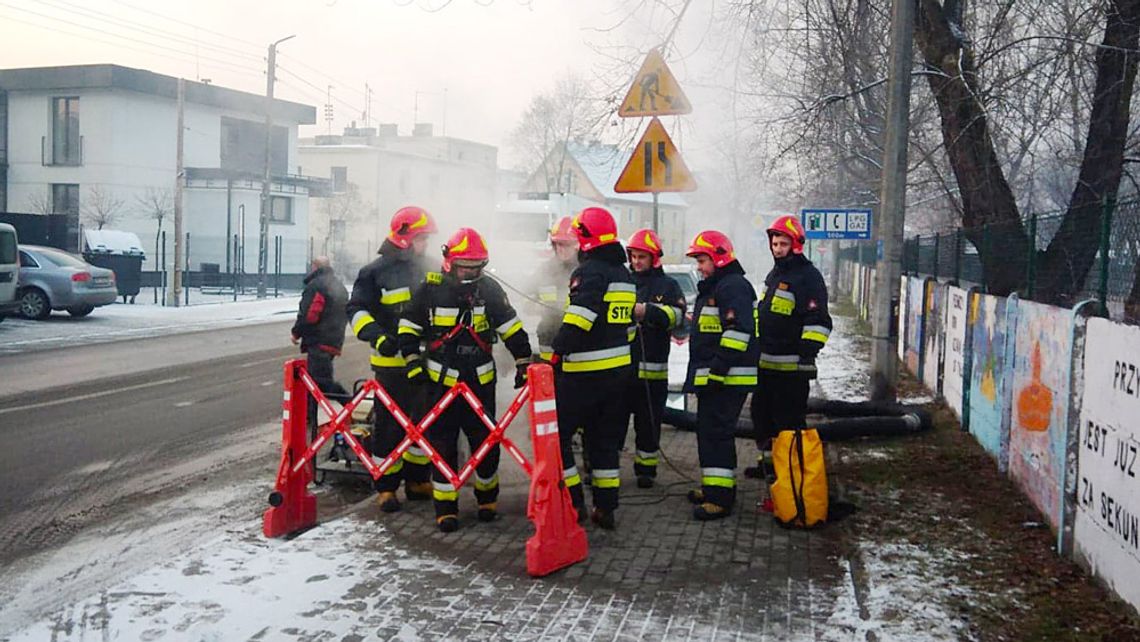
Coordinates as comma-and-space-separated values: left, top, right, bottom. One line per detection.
896, 198, 1140, 321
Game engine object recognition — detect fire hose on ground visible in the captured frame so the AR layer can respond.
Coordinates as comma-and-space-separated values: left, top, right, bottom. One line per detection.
661, 397, 933, 441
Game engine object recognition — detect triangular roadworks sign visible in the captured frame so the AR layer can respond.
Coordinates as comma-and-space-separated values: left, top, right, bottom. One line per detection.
618, 49, 692, 118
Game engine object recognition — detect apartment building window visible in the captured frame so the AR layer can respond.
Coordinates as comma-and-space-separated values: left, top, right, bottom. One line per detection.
331, 166, 348, 193
51, 183, 79, 216
270, 196, 293, 223
51, 97, 81, 166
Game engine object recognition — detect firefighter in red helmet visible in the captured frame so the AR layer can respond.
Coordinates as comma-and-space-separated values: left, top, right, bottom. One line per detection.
346, 206, 438, 512
745, 215, 831, 480
397, 228, 532, 532
622, 228, 686, 487
531, 215, 579, 362
551, 206, 635, 529
684, 230, 759, 520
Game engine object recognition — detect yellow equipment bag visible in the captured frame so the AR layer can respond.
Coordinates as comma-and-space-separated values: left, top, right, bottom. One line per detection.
769, 428, 828, 528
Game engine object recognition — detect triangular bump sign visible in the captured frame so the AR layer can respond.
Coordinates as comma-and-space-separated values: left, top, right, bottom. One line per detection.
618, 49, 692, 118
614, 118, 697, 193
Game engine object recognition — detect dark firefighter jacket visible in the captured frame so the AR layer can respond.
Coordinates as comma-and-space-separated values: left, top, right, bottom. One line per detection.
398, 271, 532, 387
551, 244, 635, 374
630, 266, 686, 381
533, 256, 577, 361
756, 253, 832, 374
346, 241, 431, 370
684, 260, 759, 390
292, 265, 349, 354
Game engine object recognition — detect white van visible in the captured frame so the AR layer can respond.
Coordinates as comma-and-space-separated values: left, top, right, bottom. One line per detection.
0, 223, 18, 321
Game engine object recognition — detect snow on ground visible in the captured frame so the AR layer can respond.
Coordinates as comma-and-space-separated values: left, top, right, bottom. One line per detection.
0, 293, 300, 354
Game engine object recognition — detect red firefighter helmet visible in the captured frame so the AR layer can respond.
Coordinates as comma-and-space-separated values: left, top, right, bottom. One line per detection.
387, 206, 438, 249
627, 228, 664, 268
441, 227, 490, 273
766, 214, 806, 254
549, 216, 576, 245
686, 230, 737, 269
572, 207, 619, 252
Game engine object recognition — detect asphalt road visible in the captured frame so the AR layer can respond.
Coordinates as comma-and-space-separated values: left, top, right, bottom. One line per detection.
0, 321, 371, 566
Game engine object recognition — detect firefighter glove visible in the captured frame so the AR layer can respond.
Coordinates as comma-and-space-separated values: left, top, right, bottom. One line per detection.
374, 334, 398, 357
404, 358, 427, 384
514, 361, 529, 389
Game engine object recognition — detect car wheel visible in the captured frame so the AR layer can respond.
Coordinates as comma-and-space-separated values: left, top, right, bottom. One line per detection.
18, 288, 51, 320
68, 304, 95, 317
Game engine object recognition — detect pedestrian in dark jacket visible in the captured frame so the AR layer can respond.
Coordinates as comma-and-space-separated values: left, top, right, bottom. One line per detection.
292, 255, 349, 397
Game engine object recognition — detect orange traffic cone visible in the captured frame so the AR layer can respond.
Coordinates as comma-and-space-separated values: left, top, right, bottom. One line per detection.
524, 363, 588, 577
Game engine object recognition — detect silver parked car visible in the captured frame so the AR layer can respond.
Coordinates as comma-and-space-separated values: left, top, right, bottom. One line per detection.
17, 245, 118, 319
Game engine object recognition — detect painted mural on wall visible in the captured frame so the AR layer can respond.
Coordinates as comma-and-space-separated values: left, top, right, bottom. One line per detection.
1007, 299, 1072, 530
968, 293, 1014, 470
922, 281, 944, 392
1074, 318, 1140, 612
905, 276, 925, 374
941, 286, 970, 420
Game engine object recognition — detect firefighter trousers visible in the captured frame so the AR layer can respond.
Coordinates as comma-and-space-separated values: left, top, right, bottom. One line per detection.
556, 367, 629, 512
750, 373, 810, 446
696, 386, 750, 508
425, 382, 499, 518
371, 367, 429, 493
620, 375, 667, 479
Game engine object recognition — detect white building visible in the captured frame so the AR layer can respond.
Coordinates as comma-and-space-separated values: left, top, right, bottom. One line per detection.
0, 64, 325, 276
518, 142, 689, 258
299, 124, 497, 274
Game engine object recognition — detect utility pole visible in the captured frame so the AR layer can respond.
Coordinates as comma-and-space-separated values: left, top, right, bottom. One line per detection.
168, 77, 185, 307
259, 35, 295, 299
868, 0, 915, 401
324, 84, 334, 135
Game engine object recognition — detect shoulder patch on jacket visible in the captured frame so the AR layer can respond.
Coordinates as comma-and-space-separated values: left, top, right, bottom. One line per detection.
426, 272, 443, 285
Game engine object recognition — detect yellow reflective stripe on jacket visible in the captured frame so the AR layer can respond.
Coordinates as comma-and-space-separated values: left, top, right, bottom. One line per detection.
380, 287, 411, 305
627, 326, 637, 343
351, 311, 376, 336
371, 353, 406, 368
426, 359, 459, 386
770, 289, 795, 315
802, 324, 831, 344
693, 366, 756, 386
650, 302, 680, 329
701, 467, 735, 488
538, 285, 558, 303
698, 307, 722, 333
562, 345, 631, 372
431, 306, 459, 327
719, 329, 751, 352
398, 318, 423, 336
476, 361, 495, 385
496, 316, 524, 340
638, 361, 668, 380
563, 305, 597, 331
759, 353, 800, 371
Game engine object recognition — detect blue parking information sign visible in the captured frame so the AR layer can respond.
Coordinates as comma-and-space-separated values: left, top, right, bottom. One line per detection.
800, 208, 873, 240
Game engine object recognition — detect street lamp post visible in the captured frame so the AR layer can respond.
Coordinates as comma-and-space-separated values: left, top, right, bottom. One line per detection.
258, 34, 295, 299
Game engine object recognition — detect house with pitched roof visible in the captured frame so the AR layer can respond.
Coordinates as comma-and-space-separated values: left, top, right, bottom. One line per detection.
517, 142, 689, 258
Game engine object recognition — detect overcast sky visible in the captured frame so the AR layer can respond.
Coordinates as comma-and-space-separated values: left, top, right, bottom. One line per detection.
0, 0, 750, 171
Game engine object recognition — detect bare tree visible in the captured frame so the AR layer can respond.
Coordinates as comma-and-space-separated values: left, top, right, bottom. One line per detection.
509, 72, 609, 192
82, 185, 125, 231
24, 189, 53, 216
136, 187, 172, 260
321, 183, 364, 269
